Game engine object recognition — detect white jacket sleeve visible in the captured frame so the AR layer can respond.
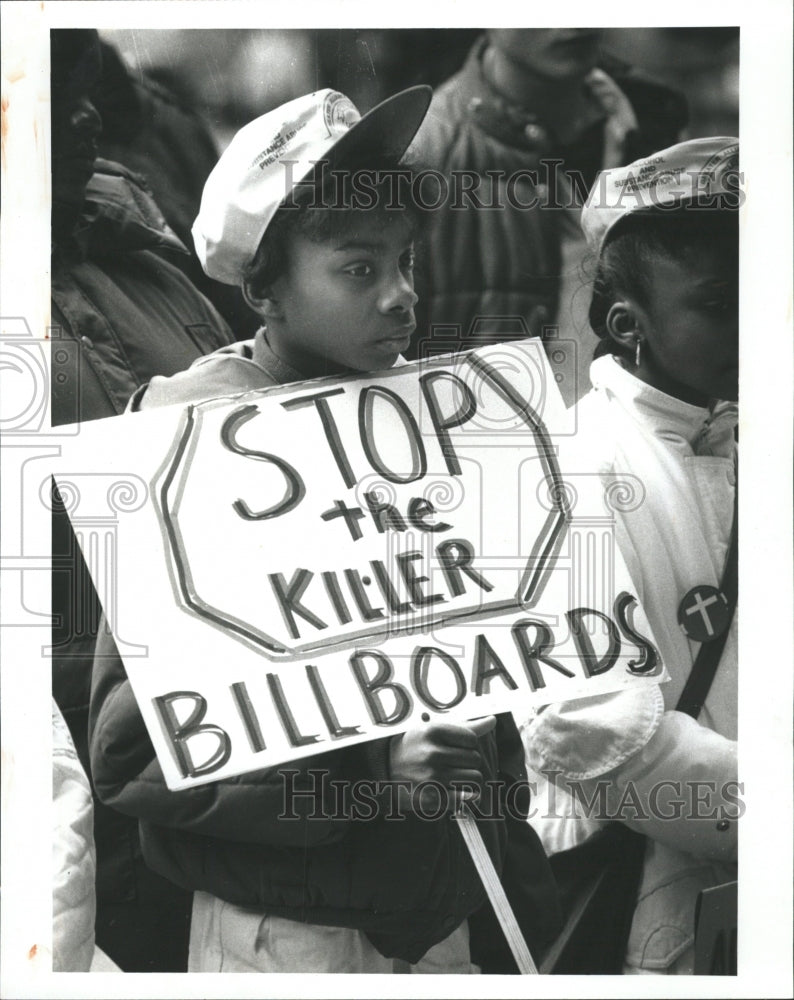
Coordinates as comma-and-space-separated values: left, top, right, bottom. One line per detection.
52, 700, 97, 972
525, 686, 739, 862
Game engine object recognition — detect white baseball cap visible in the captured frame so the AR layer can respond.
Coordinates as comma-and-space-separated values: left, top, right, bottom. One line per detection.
193, 86, 432, 285
581, 136, 740, 254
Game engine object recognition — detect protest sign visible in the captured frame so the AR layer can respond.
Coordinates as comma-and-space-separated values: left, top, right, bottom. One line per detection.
52, 340, 665, 790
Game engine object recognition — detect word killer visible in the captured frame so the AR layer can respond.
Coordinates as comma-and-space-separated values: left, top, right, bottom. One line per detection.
268, 536, 492, 639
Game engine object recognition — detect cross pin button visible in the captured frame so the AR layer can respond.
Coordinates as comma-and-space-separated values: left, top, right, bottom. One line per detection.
677, 585, 731, 643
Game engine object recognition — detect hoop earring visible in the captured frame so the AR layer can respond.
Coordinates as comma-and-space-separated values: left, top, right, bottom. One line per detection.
635, 338, 642, 368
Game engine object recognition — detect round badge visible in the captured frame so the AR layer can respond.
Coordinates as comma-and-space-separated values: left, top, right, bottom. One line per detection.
323, 92, 360, 137
677, 585, 731, 642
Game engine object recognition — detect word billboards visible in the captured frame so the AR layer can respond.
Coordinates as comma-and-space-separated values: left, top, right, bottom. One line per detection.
54, 341, 665, 790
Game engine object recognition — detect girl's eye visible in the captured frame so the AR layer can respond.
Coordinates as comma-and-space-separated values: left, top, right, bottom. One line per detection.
344, 263, 373, 278
401, 250, 416, 271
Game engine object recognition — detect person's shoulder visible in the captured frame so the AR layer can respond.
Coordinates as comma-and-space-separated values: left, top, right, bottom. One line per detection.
599, 53, 689, 149
82, 159, 188, 256
409, 55, 476, 166
137, 340, 279, 411
410, 94, 463, 166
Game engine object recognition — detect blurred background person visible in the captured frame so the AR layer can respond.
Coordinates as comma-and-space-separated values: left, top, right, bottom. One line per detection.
92, 39, 259, 337
406, 28, 688, 404
50, 28, 234, 971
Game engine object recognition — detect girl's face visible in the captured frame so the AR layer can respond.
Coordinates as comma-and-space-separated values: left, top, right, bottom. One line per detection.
265, 211, 418, 378
635, 243, 739, 405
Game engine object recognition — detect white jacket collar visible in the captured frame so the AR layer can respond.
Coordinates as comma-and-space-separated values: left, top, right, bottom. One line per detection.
589, 355, 737, 457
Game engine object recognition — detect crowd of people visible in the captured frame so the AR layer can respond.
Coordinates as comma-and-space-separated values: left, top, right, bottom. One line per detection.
51, 27, 738, 977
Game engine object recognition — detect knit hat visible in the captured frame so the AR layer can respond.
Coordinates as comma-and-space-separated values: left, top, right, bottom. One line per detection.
193, 86, 432, 285
581, 136, 740, 254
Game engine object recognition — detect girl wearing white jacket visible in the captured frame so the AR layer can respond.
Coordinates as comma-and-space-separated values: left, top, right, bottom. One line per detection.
524, 137, 740, 974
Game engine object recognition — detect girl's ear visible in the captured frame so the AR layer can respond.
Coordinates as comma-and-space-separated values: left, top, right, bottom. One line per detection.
242, 282, 284, 321
605, 300, 640, 352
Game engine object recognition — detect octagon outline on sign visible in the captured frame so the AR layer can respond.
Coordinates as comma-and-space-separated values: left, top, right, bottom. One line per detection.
153, 352, 571, 661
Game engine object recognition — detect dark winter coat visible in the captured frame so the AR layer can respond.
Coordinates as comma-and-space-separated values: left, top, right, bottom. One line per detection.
51, 158, 233, 753
51, 158, 233, 969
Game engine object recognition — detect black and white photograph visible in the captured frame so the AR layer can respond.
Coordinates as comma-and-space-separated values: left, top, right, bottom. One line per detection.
0, 2, 791, 997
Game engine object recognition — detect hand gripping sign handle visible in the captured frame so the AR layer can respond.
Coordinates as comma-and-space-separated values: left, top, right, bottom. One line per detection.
454, 799, 539, 975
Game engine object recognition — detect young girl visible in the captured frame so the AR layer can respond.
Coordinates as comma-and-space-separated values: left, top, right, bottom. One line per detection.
89, 86, 559, 975
524, 137, 740, 974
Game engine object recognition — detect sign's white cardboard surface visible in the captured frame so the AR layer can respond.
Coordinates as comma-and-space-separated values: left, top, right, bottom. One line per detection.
53, 340, 666, 789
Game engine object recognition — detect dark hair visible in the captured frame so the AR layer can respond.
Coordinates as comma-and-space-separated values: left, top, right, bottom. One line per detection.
588, 207, 739, 359
51, 29, 102, 97
243, 156, 426, 300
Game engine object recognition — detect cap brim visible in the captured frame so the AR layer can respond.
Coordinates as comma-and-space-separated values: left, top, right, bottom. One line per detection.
317, 85, 432, 173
